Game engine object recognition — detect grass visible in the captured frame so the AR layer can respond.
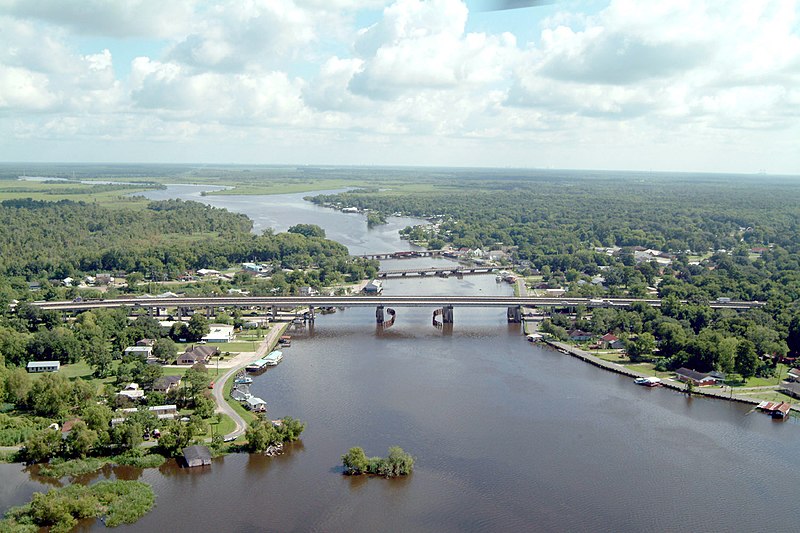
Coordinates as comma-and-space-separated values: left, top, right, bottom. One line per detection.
38, 457, 111, 478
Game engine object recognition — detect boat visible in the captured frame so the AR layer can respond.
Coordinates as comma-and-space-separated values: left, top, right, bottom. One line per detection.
234, 376, 253, 384
264, 350, 283, 366
634, 376, 662, 387
246, 358, 269, 372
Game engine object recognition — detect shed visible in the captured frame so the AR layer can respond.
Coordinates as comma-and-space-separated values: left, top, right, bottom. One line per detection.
26, 360, 60, 373
363, 279, 383, 294
183, 445, 212, 467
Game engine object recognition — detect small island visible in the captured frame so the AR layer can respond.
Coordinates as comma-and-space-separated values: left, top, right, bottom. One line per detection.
341, 446, 414, 477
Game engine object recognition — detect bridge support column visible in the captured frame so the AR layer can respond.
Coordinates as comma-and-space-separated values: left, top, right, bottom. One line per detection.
271, 307, 277, 321
442, 305, 454, 324
308, 306, 315, 322
507, 306, 522, 323
376, 305, 385, 324
206, 306, 212, 318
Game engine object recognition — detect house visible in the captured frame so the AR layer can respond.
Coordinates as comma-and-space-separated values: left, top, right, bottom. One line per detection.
202, 324, 234, 343
568, 330, 593, 342
231, 385, 251, 402
363, 279, 383, 294
196, 268, 220, 276
298, 286, 318, 296
674, 367, 720, 386
113, 404, 178, 426
136, 338, 155, 347
124, 346, 153, 360
177, 345, 219, 365
600, 333, 624, 349
781, 382, 800, 399
26, 360, 60, 373
786, 368, 800, 382
183, 445, 212, 467
245, 396, 267, 412
117, 383, 145, 401
151, 375, 182, 394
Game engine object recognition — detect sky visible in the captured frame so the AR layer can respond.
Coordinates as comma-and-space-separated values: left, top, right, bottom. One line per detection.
0, 0, 798, 174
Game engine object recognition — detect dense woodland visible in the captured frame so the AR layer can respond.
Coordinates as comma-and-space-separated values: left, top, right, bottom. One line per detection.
309, 174, 800, 379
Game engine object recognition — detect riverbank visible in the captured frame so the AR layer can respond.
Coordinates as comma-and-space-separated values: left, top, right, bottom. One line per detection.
542, 339, 799, 412
212, 322, 290, 440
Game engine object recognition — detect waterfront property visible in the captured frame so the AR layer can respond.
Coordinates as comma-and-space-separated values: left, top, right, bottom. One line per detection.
245, 396, 267, 412
25, 360, 60, 373
183, 445, 212, 467
757, 401, 792, 419
202, 324, 235, 343
675, 367, 721, 386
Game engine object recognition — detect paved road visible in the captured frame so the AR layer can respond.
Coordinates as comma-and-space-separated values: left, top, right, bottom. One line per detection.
212, 323, 288, 440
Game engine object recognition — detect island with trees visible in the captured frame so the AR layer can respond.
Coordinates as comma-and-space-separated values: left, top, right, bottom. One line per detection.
341, 446, 414, 477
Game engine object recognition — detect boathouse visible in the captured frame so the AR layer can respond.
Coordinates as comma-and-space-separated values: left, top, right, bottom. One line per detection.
183, 445, 212, 467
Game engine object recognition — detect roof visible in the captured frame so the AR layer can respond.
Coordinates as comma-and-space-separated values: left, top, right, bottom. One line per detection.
152, 375, 182, 390
246, 396, 266, 407
183, 445, 212, 462
184, 345, 219, 358
26, 360, 60, 368
568, 329, 592, 337
601, 333, 619, 342
759, 401, 791, 415
675, 367, 714, 381
782, 382, 800, 396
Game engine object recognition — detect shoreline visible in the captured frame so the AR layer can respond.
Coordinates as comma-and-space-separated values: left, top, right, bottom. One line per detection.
541, 338, 798, 412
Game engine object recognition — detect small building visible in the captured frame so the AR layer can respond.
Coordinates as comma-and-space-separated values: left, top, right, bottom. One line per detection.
245, 396, 267, 412
781, 382, 800, 400
26, 360, 60, 373
151, 375, 182, 394
757, 401, 792, 419
183, 445, 212, 467
231, 386, 251, 402
117, 383, 145, 401
600, 333, 624, 349
363, 279, 383, 294
568, 329, 593, 342
136, 338, 155, 347
202, 324, 234, 343
178, 345, 219, 365
786, 368, 800, 382
196, 269, 220, 276
674, 367, 720, 386
124, 346, 153, 360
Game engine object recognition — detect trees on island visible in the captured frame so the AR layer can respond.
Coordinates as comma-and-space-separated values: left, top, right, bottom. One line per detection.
341, 446, 414, 477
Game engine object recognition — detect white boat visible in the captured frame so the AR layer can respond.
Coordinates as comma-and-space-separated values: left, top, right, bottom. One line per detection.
634, 376, 661, 387
234, 376, 253, 384
264, 350, 283, 366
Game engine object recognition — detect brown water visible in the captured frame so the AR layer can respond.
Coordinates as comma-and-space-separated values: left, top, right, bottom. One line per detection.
4, 188, 799, 531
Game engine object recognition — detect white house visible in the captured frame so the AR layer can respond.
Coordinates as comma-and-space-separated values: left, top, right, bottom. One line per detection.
26, 361, 60, 373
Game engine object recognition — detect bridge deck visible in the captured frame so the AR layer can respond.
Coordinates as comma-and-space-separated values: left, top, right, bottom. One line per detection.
30, 296, 763, 311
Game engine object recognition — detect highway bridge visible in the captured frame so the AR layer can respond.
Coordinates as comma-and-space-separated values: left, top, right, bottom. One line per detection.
30, 296, 764, 324
377, 266, 499, 278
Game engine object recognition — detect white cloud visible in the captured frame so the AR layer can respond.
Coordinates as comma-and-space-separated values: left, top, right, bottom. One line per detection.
0, 0, 195, 38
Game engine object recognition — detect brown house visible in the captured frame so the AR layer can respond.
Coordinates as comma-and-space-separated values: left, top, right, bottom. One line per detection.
177, 345, 219, 365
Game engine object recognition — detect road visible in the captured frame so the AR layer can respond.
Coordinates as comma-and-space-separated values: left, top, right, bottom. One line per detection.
212, 323, 288, 440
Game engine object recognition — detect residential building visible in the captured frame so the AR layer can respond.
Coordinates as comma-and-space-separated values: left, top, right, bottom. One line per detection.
26, 361, 60, 373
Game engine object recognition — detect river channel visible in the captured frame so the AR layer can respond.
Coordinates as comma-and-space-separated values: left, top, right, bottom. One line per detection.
2, 185, 800, 531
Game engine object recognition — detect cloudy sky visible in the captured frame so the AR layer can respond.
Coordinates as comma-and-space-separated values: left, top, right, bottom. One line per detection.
1, 0, 798, 173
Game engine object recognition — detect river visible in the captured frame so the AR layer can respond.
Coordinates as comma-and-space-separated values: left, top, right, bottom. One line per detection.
2, 185, 800, 532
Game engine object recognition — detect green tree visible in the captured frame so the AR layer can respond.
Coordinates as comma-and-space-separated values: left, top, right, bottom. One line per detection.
735, 339, 759, 380
626, 332, 656, 362
152, 338, 177, 364
341, 446, 368, 475
22, 428, 62, 463
64, 421, 99, 459
287, 223, 326, 239
187, 314, 209, 342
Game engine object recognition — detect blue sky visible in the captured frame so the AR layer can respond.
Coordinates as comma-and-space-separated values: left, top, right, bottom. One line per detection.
1, 0, 798, 174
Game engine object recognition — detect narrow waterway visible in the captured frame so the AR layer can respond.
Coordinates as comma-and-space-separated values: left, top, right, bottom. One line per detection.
2, 185, 799, 531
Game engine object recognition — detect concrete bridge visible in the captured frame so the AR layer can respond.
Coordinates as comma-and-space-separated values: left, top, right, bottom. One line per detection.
356, 250, 445, 260
377, 266, 499, 278
29, 295, 765, 325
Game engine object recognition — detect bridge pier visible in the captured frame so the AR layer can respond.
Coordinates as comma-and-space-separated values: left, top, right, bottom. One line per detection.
507, 306, 522, 323
308, 306, 315, 322
442, 305, 454, 324
376, 305, 385, 324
